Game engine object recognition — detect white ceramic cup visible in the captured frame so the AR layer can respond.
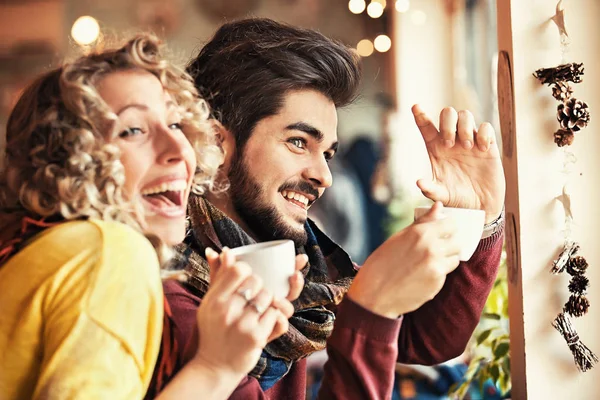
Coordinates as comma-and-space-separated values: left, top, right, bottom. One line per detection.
228, 239, 295, 299
414, 206, 485, 262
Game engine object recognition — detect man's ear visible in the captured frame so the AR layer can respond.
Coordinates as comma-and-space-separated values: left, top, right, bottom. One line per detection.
211, 119, 235, 171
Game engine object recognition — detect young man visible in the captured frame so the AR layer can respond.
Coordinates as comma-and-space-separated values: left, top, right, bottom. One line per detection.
160, 18, 505, 399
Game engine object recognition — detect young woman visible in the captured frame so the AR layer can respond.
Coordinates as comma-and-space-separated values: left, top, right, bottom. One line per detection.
0, 34, 304, 399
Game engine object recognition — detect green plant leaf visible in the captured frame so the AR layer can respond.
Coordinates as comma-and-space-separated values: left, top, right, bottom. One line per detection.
490, 364, 501, 383
477, 329, 493, 345
496, 333, 510, 342
482, 312, 502, 320
463, 357, 483, 381
502, 357, 511, 374
494, 342, 510, 358
448, 381, 470, 400
499, 372, 511, 394
478, 370, 488, 392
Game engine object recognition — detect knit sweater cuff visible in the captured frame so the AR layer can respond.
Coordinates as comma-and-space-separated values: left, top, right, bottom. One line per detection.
335, 296, 402, 343
478, 218, 505, 252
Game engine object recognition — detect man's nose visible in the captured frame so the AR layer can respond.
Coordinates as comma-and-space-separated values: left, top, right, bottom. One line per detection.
303, 156, 333, 189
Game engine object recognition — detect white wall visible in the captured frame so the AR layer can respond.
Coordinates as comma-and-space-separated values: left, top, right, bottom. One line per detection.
498, 0, 600, 398
390, 0, 454, 200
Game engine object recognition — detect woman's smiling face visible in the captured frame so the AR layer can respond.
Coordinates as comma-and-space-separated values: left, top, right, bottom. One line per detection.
97, 69, 196, 245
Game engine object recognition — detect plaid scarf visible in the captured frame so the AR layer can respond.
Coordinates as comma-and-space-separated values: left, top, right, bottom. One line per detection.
178, 195, 357, 389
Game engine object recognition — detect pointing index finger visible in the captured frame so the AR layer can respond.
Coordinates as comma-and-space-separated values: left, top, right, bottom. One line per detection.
412, 104, 438, 144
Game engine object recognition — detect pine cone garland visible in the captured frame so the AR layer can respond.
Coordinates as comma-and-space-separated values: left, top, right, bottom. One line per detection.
554, 129, 575, 147
557, 98, 590, 132
552, 82, 574, 101
534, 63, 585, 85
569, 275, 590, 295
564, 295, 590, 317
567, 256, 589, 276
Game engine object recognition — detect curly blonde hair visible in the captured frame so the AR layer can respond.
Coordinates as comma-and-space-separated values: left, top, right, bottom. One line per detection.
0, 34, 223, 265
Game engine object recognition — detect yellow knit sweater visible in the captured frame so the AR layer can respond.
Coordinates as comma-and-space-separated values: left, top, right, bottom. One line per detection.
0, 219, 163, 399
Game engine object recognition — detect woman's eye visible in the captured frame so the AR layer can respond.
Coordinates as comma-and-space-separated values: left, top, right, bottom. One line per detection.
119, 127, 144, 138
289, 138, 306, 149
169, 122, 183, 131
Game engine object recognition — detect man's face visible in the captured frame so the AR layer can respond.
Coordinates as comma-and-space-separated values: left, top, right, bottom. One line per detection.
227, 89, 338, 246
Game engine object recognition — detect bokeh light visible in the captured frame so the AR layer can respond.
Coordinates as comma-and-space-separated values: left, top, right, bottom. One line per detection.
71, 16, 100, 45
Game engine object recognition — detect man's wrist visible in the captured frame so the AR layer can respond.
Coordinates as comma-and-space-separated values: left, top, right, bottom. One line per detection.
346, 285, 401, 320
482, 207, 505, 239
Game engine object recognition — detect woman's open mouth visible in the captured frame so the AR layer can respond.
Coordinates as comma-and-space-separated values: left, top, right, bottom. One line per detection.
141, 179, 187, 218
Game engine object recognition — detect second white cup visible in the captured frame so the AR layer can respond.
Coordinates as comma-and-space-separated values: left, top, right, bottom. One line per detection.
414, 206, 485, 262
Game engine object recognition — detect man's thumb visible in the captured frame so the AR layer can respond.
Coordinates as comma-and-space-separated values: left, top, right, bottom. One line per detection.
416, 201, 445, 223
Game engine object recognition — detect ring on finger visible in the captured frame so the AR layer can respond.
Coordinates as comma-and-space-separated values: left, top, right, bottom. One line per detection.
247, 301, 267, 315
235, 288, 253, 302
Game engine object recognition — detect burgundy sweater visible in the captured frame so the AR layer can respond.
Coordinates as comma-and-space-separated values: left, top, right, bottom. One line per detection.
162, 227, 504, 399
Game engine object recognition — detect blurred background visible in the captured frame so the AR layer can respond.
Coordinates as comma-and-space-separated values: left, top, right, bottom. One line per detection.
0, 1, 507, 399
4, 1, 600, 398
0, 0, 499, 218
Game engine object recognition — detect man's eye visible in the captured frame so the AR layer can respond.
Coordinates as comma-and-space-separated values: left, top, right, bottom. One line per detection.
289, 138, 306, 149
119, 127, 144, 138
169, 122, 183, 131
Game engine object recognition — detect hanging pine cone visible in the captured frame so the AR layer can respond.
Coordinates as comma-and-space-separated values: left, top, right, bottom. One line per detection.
552, 82, 573, 101
569, 275, 590, 295
554, 129, 575, 147
567, 256, 589, 276
564, 295, 590, 317
557, 98, 590, 132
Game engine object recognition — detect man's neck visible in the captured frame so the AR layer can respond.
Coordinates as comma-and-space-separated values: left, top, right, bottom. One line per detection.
204, 192, 260, 242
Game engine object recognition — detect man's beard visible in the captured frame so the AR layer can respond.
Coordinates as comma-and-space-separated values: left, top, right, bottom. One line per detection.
227, 154, 312, 247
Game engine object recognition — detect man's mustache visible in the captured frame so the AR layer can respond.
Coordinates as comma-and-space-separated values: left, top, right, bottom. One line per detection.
278, 181, 320, 204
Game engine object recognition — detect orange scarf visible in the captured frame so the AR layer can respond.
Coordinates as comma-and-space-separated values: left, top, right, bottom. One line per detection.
0, 213, 61, 266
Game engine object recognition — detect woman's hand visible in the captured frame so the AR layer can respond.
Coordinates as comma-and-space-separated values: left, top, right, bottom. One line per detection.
191, 247, 306, 379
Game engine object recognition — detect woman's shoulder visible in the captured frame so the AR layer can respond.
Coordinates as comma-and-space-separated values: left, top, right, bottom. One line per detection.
41, 218, 148, 243
10, 219, 160, 277
38, 219, 155, 256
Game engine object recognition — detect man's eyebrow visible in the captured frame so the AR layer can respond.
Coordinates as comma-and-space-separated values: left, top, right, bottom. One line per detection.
285, 122, 338, 152
285, 122, 324, 142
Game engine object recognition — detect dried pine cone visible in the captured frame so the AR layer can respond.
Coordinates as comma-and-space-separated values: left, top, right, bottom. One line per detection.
554, 129, 574, 147
557, 98, 590, 132
569, 275, 590, 295
552, 82, 573, 101
564, 295, 590, 317
567, 256, 589, 276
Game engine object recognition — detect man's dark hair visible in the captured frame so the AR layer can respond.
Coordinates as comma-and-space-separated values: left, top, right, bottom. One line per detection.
186, 18, 362, 151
